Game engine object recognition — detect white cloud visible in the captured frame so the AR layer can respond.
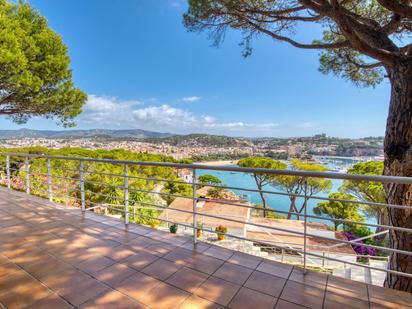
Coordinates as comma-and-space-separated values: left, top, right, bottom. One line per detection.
133, 104, 198, 128
78, 95, 279, 136
204, 122, 279, 132
181, 96, 202, 103
79, 95, 142, 127
78, 95, 319, 136
132, 104, 279, 133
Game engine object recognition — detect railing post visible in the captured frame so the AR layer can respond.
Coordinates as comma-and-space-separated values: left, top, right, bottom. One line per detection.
326, 249, 329, 268
124, 163, 129, 225
79, 160, 85, 212
303, 177, 308, 273
6, 155, 10, 189
47, 158, 52, 202
25, 156, 30, 194
192, 168, 197, 244
322, 252, 325, 268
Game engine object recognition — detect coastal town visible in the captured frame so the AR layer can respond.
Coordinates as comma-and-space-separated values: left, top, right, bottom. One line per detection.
0, 132, 384, 161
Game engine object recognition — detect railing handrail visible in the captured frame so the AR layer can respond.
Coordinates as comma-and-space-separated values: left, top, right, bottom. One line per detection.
2, 151, 412, 283
2, 152, 412, 184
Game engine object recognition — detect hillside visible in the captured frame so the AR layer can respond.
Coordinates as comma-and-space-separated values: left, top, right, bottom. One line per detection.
0, 129, 171, 139
145, 134, 251, 147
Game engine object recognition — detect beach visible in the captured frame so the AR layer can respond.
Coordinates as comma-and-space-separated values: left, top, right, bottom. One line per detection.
194, 160, 238, 166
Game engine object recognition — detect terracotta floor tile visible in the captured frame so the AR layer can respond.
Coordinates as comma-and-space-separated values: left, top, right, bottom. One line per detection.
102, 238, 122, 248
113, 233, 141, 245
179, 295, 224, 309
115, 272, 161, 302
0, 269, 27, 291
368, 284, 412, 308
0, 274, 52, 308
369, 303, 392, 309
145, 230, 167, 240
280, 280, 325, 309
141, 281, 190, 309
78, 289, 145, 309
2, 244, 40, 259
39, 268, 92, 291
180, 241, 211, 253
213, 262, 253, 285
187, 254, 225, 274
324, 291, 369, 309
142, 258, 181, 280
195, 276, 241, 306
85, 245, 112, 257
27, 293, 74, 309
161, 238, 189, 248
227, 252, 262, 269
327, 275, 368, 301
56, 248, 100, 264
24, 258, 73, 280
56, 277, 110, 307
128, 225, 153, 236
229, 287, 277, 309
95, 263, 137, 287
244, 270, 286, 297
256, 260, 293, 279
275, 299, 307, 309
369, 302, 412, 309
9, 250, 53, 269
163, 248, 196, 265
128, 237, 154, 251
203, 246, 234, 261
120, 250, 159, 270
104, 245, 135, 261
166, 267, 209, 293
0, 262, 20, 279
144, 243, 174, 256
77, 256, 115, 275
0, 254, 8, 265
289, 267, 328, 289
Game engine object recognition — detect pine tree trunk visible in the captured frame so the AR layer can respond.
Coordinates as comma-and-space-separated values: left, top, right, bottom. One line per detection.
287, 196, 297, 219
383, 65, 412, 292
374, 209, 389, 242
257, 183, 267, 218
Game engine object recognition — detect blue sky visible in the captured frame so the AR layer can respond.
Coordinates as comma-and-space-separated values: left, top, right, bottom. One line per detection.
1, 0, 390, 137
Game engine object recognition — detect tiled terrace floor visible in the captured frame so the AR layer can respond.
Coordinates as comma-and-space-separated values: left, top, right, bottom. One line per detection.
0, 188, 411, 309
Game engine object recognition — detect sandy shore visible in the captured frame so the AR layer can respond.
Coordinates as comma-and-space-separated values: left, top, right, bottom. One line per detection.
194, 160, 238, 166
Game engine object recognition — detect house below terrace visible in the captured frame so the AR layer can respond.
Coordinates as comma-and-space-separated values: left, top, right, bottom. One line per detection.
158, 187, 354, 256
177, 168, 193, 183
159, 186, 250, 236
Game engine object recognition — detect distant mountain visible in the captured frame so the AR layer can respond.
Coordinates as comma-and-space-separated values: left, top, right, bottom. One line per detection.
0, 129, 249, 147
0, 129, 384, 146
0, 129, 172, 139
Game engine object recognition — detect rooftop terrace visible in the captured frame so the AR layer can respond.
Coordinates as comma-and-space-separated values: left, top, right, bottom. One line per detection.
1, 187, 411, 309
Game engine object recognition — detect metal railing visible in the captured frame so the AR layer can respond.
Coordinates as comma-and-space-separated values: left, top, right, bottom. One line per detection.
1, 152, 412, 284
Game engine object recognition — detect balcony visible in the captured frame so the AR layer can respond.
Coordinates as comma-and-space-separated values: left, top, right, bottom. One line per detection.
0, 189, 411, 308
0, 153, 412, 308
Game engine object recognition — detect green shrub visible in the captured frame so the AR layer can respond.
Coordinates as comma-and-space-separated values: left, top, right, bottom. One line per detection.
169, 224, 178, 233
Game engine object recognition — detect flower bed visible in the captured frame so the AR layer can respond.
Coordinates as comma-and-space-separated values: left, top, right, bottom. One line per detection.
341, 231, 376, 256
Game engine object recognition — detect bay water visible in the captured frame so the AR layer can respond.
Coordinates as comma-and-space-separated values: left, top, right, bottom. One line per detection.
197, 158, 376, 228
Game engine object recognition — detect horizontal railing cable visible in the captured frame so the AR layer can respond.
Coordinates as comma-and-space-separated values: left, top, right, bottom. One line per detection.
3, 152, 412, 184
3, 152, 412, 281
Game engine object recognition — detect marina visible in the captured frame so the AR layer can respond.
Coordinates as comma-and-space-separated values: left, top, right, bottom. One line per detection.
197, 157, 381, 227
